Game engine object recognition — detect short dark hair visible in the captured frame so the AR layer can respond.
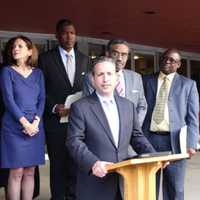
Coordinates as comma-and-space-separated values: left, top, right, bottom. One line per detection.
162, 48, 181, 60
56, 18, 74, 32
106, 39, 129, 52
91, 56, 116, 75
5, 35, 38, 67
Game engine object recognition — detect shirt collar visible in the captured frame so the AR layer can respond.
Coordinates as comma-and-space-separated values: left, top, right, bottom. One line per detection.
58, 46, 75, 58
117, 70, 123, 77
159, 71, 176, 82
96, 91, 115, 104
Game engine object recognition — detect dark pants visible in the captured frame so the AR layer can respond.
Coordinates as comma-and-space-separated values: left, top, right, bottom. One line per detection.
0, 168, 8, 188
46, 130, 76, 200
150, 133, 186, 200
115, 186, 123, 200
33, 166, 40, 199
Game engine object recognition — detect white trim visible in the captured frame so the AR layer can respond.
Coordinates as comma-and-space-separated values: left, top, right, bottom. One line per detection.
0, 30, 200, 59
45, 153, 49, 161
0, 30, 55, 40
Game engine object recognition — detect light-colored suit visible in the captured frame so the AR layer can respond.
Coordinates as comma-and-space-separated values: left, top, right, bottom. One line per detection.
82, 69, 147, 126
142, 73, 199, 200
143, 73, 199, 152
66, 92, 155, 200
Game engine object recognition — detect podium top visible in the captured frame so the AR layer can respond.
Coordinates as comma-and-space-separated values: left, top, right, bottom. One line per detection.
106, 153, 189, 172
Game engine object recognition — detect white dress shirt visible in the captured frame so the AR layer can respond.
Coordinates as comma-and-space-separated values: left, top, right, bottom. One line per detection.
97, 92, 120, 147
52, 47, 76, 113
59, 46, 75, 86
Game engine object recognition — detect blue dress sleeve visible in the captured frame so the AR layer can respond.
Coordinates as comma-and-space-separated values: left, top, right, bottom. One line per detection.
0, 67, 24, 121
36, 70, 46, 118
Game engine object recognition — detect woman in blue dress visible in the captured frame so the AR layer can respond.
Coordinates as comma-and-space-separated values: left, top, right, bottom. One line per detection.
0, 35, 45, 200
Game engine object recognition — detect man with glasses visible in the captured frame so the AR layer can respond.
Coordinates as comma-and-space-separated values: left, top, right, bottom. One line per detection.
142, 48, 199, 200
83, 39, 147, 127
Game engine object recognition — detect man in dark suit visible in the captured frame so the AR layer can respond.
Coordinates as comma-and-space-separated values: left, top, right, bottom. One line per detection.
39, 19, 89, 200
142, 48, 199, 200
66, 57, 155, 200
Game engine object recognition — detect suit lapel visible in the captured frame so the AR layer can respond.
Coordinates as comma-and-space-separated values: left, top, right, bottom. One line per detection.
115, 95, 126, 148
169, 73, 181, 98
73, 51, 81, 85
53, 48, 72, 86
123, 70, 129, 96
115, 95, 122, 147
150, 73, 159, 95
89, 93, 117, 148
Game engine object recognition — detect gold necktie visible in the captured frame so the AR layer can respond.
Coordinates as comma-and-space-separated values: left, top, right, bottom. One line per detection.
66, 54, 74, 86
152, 76, 169, 124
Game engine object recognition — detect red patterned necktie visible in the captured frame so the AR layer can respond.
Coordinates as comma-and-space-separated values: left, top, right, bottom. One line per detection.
116, 77, 125, 97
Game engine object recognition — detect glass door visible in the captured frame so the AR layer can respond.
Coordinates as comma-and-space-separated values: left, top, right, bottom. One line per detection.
131, 50, 156, 75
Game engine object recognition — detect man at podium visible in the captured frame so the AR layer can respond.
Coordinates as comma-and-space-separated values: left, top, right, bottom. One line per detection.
66, 57, 155, 200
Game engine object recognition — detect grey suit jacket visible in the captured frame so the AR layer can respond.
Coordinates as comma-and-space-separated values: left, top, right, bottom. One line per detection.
66, 92, 155, 200
82, 69, 147, 126
143, 73, 199, 153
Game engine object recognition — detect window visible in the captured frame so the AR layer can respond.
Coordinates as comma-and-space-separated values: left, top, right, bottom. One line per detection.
177, 59, 187, 76
134, 52, 155, 75
190, 60, 200, 94
88, 43, 105, 60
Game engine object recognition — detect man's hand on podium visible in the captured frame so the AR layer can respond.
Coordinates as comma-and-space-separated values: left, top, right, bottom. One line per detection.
187, 148, 196, 158
92, 161, 113, 178
162, 161, 170, 168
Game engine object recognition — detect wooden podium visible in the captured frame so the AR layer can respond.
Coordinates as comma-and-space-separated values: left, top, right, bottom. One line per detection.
106, 153, 189, 200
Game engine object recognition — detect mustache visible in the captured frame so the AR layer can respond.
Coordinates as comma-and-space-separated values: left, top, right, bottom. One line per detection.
116, 60, 123, 64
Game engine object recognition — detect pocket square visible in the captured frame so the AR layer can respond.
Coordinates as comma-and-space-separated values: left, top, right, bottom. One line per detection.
132, 90, 139, 93
81, 72, 85, 75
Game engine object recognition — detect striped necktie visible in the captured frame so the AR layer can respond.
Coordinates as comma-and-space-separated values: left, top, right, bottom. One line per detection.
116, 75, 125, 97
152, 76, 169, 124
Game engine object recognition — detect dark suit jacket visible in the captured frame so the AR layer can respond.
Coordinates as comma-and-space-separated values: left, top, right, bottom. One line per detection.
66, 92, 155, 200
0, 65, 8, 188
38, 47, 89, 133
0, 88, 8, 188
142, 73, 199, 153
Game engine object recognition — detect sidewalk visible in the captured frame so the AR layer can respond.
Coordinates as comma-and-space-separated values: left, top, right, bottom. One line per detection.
1, 152, 200, 199
185, 152, 200, 200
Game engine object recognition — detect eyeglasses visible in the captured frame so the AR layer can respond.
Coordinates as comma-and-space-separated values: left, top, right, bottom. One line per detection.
110, 50, 129, 59
162, 56, 180, 64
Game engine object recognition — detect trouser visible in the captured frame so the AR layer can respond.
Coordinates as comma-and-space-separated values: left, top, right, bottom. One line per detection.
150, 133, 186, 200
46, 131, 77, 200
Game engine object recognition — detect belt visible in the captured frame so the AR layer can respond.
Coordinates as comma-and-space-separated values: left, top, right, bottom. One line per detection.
152, 131, 170, 135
